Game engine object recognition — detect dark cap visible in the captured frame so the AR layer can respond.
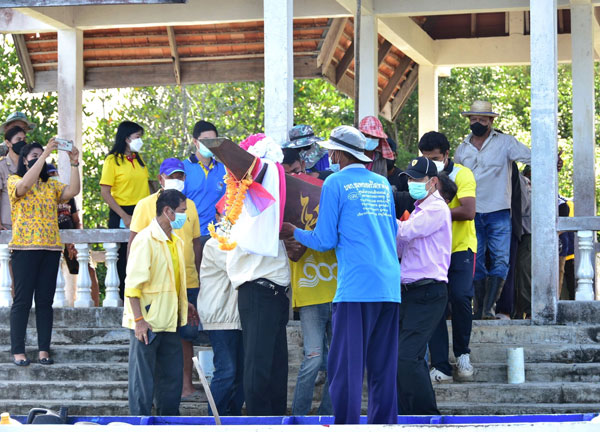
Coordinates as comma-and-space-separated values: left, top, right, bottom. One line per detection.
402, 156, 438, 179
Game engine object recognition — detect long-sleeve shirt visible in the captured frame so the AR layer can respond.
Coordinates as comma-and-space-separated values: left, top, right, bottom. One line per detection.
454, 130, 531, 214
396, 190, 452, 284
294, 164, 401, 303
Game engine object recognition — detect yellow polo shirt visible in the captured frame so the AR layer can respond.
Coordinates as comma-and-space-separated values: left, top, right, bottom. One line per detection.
100, 154, 149, 206
290, 249, 337, 308
166, 238, 181, 297
130, 191, 200, 289
448, 163, 478, 254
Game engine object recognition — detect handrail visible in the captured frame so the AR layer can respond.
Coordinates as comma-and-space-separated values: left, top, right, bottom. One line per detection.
557, 216, 600, 232
0, 229, 130, 244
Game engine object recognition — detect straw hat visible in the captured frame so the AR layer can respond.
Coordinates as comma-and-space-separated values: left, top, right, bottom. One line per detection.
461, 100, 499, 118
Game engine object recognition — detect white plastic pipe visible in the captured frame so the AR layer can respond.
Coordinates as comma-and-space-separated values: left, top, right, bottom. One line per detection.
507, 347, 525, 384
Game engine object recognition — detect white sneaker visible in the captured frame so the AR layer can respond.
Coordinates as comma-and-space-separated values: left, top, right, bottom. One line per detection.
430, 367, 453, 384
456, 353, 474, 379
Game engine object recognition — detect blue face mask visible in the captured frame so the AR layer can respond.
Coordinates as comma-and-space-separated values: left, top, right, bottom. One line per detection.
408, 180, 430, 200
328, 155, 340, 173
365, 138, 379, 151
170, 210, 187, 230
196, 141, 214, 158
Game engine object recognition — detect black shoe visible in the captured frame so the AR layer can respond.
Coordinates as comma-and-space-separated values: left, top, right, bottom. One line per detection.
13, 358, 30, 366
472, 279, 487, 319
39, 357, 54, 365
482, 276, 506, 319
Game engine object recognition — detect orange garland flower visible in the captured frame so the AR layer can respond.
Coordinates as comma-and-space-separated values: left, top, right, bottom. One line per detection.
209, 158, 257, 251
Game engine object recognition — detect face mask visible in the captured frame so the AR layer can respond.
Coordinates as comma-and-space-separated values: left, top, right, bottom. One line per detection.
470, 122, 488, 137
50, 176, 60, 181
129, 137, 144, 152
386, 158, 396, 171
328, 155, 340, 173
408, 180, 430, 200
12, 140, 26, 156
432, 160, 445, 173
196, 141, 214, 158
365, 138, 379, 151
164, 178, 185, 192
168, 209, 187, 230
27, 158, 38, 169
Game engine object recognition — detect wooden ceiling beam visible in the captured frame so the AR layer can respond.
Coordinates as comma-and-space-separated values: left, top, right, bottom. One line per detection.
335, 40, 353, 84
317, 17, 348, 71
12, 34, 35, 92
377, 39, 392, 66
390, 64, 418, 120
378, 55, 412, 111
166, 26, 181, 85
32, 56, 321, 91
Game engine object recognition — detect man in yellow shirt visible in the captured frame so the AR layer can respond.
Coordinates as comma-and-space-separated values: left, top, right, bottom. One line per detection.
129, 158, 202, 400
282, 148, 337, 415
124, 189, 192, 415
419, 132, 477, 383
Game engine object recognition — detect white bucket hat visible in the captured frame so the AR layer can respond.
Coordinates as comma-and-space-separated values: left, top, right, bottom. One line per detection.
318, 125, 372, 163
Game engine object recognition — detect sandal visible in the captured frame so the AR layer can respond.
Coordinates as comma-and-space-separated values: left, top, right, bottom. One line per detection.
39, 357, 54, 365
13, 358, 30, 367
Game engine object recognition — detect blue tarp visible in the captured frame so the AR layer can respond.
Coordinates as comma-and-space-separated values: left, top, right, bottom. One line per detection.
12, 414, 599, 425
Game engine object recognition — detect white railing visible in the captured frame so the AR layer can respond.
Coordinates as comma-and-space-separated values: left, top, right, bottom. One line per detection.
0, 229, 130, 308
575, 230, 595, 301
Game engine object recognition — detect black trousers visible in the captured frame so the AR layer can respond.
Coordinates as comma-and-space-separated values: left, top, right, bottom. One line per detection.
108, 205, 136, 300
397, 281, 447, 415
128, 330, 183, 416
429, 250, 474, 376
237, 280, 289, 416
10, 249, 61, 354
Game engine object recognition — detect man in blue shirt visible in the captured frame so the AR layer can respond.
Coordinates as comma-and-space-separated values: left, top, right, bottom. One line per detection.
183, 120, 226, 236
281, 125, 401, 425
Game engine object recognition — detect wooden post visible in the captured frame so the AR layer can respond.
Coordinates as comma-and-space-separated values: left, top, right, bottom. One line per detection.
418, 65, 438, 137
263, 0, 293, 144
57, 29, 83, 213
571, 0, 597, 286
530, 0, 559, 324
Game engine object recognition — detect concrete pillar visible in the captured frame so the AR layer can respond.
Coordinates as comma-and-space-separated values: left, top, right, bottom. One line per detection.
530, 0, 559, 324
571, 1, 597, 288
57, 29, 83, 212
418, 65, 438, 138
263, 0, 293, 145
357, 12, 378, 120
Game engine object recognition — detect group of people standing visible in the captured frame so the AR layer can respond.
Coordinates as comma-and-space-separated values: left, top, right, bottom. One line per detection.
1, 97, 543, 424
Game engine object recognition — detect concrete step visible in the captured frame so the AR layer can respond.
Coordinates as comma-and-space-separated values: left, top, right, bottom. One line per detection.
451, 362, 600, 383
0, 362, 129, 382
0, 308, 124, 329
454, 343, 600, 363
0, 399, 209, 417
467, 323, 600, 345
0, 345, 129, 363
0, 328, 130, 346
438, 402, 600, 416
433, 382, 600, 404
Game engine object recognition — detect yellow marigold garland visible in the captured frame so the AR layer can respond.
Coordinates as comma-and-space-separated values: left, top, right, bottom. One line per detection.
208, 158, 257, 251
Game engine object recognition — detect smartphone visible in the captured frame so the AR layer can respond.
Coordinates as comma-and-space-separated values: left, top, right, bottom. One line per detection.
55, 138, 73, 152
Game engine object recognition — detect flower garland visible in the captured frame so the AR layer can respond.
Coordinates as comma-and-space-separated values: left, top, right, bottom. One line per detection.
208, 158, 256, 251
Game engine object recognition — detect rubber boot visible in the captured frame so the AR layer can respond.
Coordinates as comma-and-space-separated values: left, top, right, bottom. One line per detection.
472, 279, 487, 320
482, 276, 505, 319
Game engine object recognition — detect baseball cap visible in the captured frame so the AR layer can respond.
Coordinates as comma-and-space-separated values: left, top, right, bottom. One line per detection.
402, 156, 438, 179
159, 158, 185, 176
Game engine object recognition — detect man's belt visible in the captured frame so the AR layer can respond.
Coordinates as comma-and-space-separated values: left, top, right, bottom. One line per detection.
253, 278, 289, 294
401, 278, 439, 292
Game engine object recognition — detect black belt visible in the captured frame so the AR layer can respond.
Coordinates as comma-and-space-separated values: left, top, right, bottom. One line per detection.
401, 278, 438, 292
253, 278, 289, 295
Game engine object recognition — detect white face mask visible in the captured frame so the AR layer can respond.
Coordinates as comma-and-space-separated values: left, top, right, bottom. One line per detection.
129, 137, 144, 152
164, 178, 185, 192
432, 159, 445, 173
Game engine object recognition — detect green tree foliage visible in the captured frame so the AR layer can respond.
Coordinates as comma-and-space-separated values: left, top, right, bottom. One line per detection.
0, 35, 57, 144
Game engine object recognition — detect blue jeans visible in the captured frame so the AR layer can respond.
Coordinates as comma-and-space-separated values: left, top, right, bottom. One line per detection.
474, 210, 512, 281
292, 302, 333, 415
207, 330, 244, 416
179, 288, 202, 341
